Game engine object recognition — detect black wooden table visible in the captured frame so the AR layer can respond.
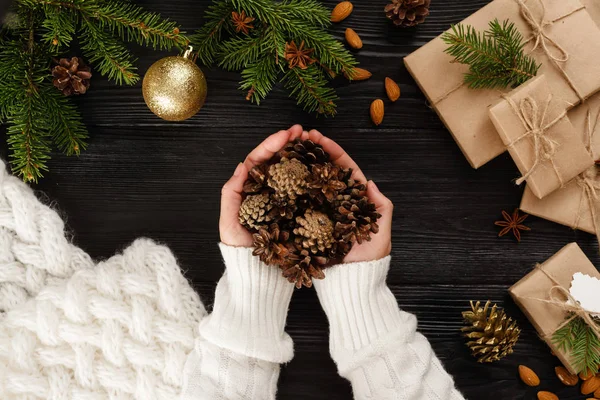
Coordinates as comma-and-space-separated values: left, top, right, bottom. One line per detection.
2, 1, 598, 399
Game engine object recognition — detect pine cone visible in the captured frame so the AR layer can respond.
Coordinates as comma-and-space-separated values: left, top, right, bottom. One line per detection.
52, 57, 92, 96
268, 197, 298, 221
280, 249, 326, 289
252, 223, 291, 265
294, 209, 335, 254
268, 158, 309, 202
243, 164, 270, 194
334, 198, 381, 244
462, 301, 520, 363
307, 163, 347, 203
384, 0, 431, 27
278, 139, 329, 165
239, 193, 273, 229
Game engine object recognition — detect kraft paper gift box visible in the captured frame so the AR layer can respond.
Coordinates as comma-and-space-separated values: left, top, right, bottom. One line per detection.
488, 75, 594, 199
403, 0, 600, 169
509, 242, 600, 374
520, 92, 600, 235
582, 0, 600, 26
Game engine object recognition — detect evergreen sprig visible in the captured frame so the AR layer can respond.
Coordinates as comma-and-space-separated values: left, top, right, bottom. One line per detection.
552, 316, 600, 375
0, 0, 188, 181
441, 19, 540, 89
191, 0, 357, 116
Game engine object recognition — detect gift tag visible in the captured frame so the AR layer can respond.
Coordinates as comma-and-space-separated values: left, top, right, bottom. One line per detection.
569, 272, 600, 317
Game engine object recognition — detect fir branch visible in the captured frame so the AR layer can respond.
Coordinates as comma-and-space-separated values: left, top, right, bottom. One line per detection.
552, 316, 600, 375
39, 7, 76, 47
19, 0, 189, 50
441, 19, 540, 89
192, 0, 357, 115
283, 64, 337, 116
189, 0, 233, 65
79, 16, 139, 85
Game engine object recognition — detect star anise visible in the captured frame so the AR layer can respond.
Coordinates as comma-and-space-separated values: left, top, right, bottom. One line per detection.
285, 40, 315, 70
231, 11, 255, 35
495, 209, 530, 242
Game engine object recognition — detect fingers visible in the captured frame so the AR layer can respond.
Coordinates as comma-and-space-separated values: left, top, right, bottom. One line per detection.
366, 180, 393, 233
288, 124, 303, 140
244, 128, 294, 170
220, 162, 248, 232
306, 129, 367, 182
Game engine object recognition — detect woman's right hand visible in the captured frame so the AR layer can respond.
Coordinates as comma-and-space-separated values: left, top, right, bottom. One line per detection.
298, 129, 393, 263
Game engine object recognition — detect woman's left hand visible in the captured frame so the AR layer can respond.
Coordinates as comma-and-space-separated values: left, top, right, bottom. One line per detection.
219, 125, 304, 247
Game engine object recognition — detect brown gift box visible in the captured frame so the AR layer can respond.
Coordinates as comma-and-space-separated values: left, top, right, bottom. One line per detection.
520, 92, 600, 233
489, 75, 594, 199
509, 242, 600, 374
404, 0, 600, 169
582, 0, 600, 26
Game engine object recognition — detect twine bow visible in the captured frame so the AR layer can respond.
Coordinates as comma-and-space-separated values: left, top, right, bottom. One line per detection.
516, 0, 586, 101
504, 94, 567, 186
529, 264, 600, 341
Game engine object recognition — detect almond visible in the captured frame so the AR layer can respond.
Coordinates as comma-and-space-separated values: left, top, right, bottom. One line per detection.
519, 365, 540, 387
581, 376, 600, 395
345, 28, 362, 49
581, 370, 595, 380
555, 366, 578, 386
385, 77, 400, 102
344, 67, 371, 81
370, 99, 384, 126
331, 1, 353, 22
537, 391, 558, 400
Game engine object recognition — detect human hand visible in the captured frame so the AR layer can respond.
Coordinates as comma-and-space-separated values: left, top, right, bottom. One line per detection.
219, 124, 304, 247
298, 129, 393, 263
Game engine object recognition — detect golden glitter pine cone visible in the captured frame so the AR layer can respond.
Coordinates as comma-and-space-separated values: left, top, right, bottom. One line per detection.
462, 300, 521, 363
384, 0, 431, 27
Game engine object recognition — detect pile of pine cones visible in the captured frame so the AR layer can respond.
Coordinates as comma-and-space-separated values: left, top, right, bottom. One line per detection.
239, 139, 381, 289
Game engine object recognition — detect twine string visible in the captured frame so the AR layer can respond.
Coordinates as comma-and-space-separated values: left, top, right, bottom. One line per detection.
516, 0, 585, 101
503, 94, 567, 186
523, 264, 600, 341
573, 107, 600, 250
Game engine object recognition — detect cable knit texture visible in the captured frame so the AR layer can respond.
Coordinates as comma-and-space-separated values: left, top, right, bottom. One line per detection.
0, 161, 94, 313
181, 244, 295, 400
314, 257, 465, 400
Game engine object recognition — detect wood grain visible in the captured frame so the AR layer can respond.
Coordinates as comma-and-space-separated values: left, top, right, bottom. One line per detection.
1, 0, 598, 398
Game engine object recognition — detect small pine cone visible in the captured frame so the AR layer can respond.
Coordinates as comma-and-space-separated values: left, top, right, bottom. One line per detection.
252, 223, 291, 265
52, 57, 92, 96
335, 198, 381, 244
307, 163, 347, 203
268, 158, 309, 202
280, 250, 325, 289
294, 209, 335, 254
268, 197, 298, 221
462, 301, 520, 363
278, 139, 329, 166
244, 164, 270, 194
239, 193, 273, 229
384, 0, 430, 27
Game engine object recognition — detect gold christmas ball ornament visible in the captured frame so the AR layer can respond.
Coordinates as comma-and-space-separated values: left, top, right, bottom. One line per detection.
142, 47, 207, 121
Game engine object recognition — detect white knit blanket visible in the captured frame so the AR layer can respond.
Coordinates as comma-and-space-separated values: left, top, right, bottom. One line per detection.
0, 162, 207, 399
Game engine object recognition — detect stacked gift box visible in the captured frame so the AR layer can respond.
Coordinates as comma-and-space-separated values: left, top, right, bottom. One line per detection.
405, 0, 600, 242
404, 0, 600, 374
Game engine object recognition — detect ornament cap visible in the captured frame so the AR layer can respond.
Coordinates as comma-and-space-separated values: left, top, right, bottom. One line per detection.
182, 46, 198, 62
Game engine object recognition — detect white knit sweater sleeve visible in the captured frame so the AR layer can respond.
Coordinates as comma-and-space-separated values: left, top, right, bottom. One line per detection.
181, 243, 294, 400
313, 256, 464, 400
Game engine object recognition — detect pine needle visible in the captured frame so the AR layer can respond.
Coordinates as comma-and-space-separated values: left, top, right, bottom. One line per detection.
552, 316, 600, 375
441, 19, 540, 89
